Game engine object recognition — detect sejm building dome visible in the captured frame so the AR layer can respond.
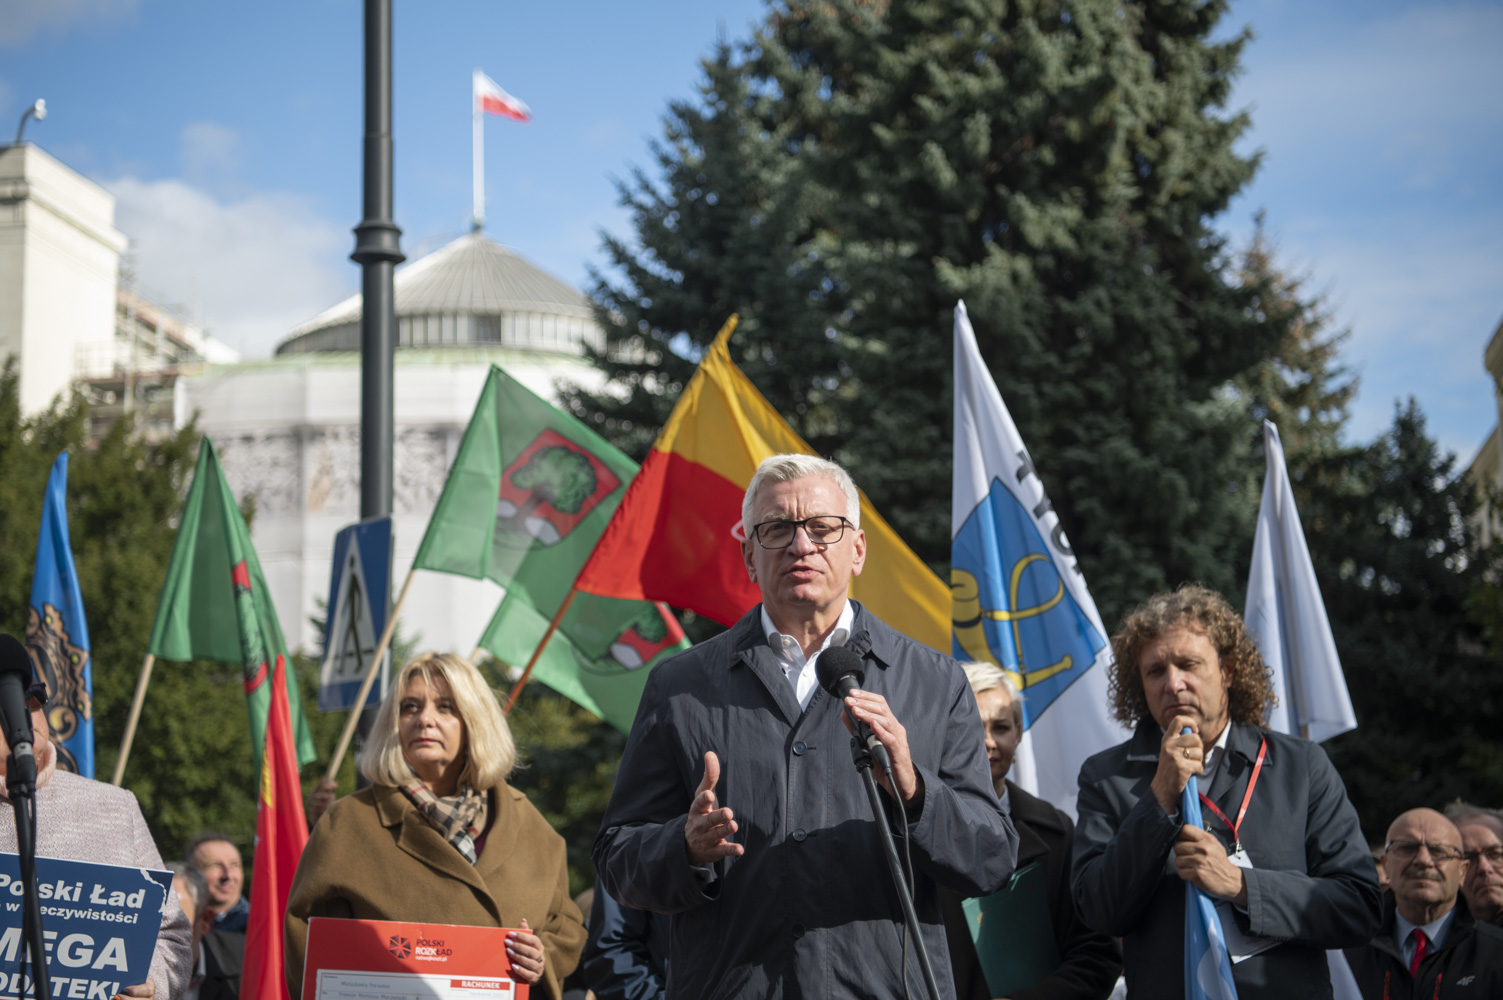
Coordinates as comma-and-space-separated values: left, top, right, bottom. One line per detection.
275, 231, 604, 357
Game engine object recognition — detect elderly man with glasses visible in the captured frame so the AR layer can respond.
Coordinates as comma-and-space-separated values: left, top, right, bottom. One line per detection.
1445, 801, 1503, 929
1344, 807, 1503, 997
595, 454, 1017, 1000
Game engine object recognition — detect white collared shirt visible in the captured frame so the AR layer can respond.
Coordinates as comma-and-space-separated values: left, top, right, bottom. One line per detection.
1395, 906, 1455, 968
1200, 721, 1233, 788
761, 600, 854, 711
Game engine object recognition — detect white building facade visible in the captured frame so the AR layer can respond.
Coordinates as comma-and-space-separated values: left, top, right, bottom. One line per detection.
182, 232, 609, 657
0, 144, 128, 414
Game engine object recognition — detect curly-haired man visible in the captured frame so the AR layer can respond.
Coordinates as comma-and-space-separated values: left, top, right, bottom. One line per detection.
1070, 585, 1381, 999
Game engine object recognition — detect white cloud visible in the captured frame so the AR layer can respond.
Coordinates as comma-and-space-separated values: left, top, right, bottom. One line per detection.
108, 175, 353, 358
179, 121, 241, 191
0, 0, 138, 46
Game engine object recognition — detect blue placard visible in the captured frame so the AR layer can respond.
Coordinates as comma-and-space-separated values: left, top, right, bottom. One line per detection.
0, 853, 170, 1000
319, 517, 393, 712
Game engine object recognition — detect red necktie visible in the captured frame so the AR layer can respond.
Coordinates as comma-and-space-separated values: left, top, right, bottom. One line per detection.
1408, 928, 1429, 977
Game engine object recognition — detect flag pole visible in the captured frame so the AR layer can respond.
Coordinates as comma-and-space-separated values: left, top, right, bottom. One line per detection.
110, 653, 156, 786
502, 587, 577, 714
324, 568, 415, 784
471, 70, 483, 231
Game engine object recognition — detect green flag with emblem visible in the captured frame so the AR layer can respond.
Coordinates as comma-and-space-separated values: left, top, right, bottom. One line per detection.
414, 366, 688, 726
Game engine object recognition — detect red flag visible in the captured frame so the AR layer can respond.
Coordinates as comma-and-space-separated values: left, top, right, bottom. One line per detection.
242, 655, 310, 1000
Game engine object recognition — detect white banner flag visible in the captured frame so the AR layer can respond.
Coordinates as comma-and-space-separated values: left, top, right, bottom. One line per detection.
1245, 420, 1356, 743
952, 301, 1129, 816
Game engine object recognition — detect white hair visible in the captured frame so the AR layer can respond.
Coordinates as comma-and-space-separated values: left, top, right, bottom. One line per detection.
741, 454, 861, 534
960, 661, 1024, 730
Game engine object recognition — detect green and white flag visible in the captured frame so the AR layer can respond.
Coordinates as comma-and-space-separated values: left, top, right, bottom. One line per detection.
414, 367, 687, 730
147, 438, 317, 766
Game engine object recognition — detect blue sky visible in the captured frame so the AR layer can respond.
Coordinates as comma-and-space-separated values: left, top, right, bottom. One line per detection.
4, 0, 1499, 463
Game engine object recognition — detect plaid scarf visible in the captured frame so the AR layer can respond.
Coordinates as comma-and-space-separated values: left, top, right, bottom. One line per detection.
399, 780, 489, 865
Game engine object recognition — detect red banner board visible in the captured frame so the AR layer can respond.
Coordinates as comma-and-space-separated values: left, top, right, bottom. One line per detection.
302, 917, 528, 1000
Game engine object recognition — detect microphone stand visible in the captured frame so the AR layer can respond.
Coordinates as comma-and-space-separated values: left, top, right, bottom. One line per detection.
8, 746, 50, 1000
846, 735, 942, 1000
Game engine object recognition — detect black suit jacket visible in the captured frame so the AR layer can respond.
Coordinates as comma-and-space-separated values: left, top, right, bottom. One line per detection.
200, 929, 243, 1000
942, 781, 1121, 1000
1344, 893, 1503, 999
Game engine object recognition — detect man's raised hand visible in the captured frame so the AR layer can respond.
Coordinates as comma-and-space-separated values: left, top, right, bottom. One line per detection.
1151, 716, 1205, 815
685, 751, 744, 865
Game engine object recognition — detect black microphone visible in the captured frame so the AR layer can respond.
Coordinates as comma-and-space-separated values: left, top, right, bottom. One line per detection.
0, 634, 37, 785
816, 646, 894, 775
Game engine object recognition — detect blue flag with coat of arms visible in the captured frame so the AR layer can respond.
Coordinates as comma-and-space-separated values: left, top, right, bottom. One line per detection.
951, 301, 1127, 817
25, 451, 94, 777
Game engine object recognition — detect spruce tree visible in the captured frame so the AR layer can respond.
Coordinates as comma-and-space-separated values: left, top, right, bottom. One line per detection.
1233, 216, 1357, 464
1304, 404, 1501, 834
573, 42, 846, 460
580, 0, 1295, 628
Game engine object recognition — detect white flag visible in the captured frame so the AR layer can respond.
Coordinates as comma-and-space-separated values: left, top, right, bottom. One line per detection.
952, 301, 1129, 817
1244, 420, 1356, 742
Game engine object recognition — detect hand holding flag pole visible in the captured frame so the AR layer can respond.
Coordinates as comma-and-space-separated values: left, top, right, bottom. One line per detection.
1181, 727, 1238, 1000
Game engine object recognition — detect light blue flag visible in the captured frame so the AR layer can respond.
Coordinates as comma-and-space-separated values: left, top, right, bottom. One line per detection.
951, 301, 1128, 816
26, 451, 94, 777
1182, 748, 1239, 1000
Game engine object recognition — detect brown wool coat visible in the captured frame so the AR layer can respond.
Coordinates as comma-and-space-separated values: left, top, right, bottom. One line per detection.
285, 782, 586, 1000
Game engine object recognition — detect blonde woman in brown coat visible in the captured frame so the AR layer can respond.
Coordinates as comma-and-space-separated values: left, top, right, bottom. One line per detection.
285, 652, 585, 999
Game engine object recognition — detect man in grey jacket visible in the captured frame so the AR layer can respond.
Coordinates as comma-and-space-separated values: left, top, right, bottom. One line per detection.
594, 454, 1017, 999
1071, 585, 1380, 999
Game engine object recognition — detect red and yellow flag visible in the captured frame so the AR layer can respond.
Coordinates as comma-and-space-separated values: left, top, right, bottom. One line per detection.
575, 317, 950, 650
241, 655, 309, 1000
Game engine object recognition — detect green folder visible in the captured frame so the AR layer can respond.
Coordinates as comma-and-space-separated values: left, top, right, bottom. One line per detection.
961, 861, 1060, 996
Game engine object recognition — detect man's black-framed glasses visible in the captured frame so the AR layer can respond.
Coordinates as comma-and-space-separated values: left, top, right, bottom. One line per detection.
750, 515, 852, 549
1385, 838, 1464, 863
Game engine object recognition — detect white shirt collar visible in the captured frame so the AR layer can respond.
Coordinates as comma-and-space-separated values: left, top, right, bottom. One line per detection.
1201, 720, 1232, 781
761, 600, 854, 710
761, 600, 854, 659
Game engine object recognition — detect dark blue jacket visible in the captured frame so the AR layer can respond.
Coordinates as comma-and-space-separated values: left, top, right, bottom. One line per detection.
582, 874, 671, 1000
594, 602, 1018, 999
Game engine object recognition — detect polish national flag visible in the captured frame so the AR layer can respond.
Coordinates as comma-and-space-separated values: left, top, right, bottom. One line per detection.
474, 69, 531, 122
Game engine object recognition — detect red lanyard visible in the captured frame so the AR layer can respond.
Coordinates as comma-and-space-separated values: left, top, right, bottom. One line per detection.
1198, 735, 1267, 853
